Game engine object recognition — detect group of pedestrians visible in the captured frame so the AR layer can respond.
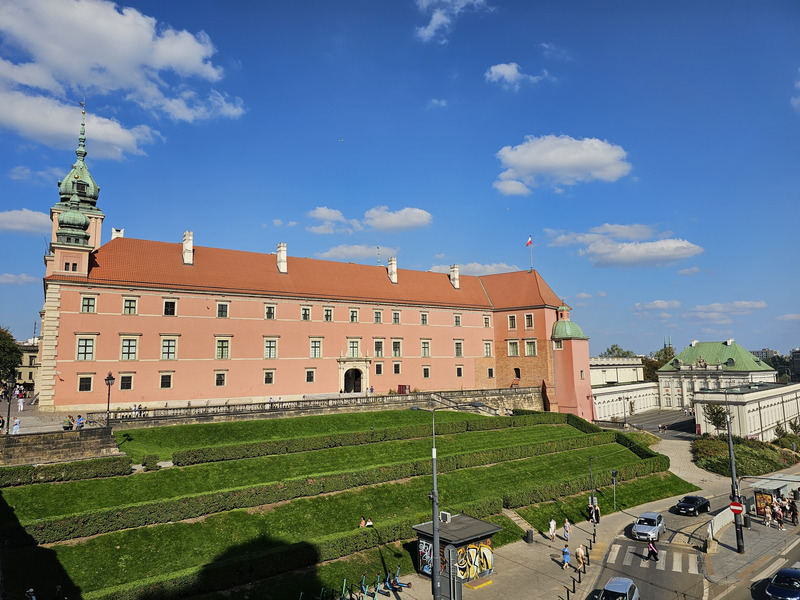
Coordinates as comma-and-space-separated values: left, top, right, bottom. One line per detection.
763, 495, 798, 530
547, 516, 589, 571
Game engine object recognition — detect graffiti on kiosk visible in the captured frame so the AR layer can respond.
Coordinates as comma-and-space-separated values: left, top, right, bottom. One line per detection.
438, 537, 494, 581
419, 539, 433, 574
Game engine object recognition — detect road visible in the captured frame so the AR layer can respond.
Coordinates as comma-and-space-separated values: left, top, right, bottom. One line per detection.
708, 537, 800, 600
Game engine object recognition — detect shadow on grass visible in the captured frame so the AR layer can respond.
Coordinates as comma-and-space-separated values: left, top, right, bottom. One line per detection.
0, 491, 76, 599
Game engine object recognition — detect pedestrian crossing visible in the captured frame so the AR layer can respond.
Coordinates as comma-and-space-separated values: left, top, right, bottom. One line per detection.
606, 543, 699, 574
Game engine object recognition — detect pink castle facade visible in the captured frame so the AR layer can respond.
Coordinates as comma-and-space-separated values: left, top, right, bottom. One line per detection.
37, 113, 593, 419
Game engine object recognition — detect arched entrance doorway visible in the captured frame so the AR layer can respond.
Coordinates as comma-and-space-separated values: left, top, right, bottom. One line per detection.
344, 368, 362, 393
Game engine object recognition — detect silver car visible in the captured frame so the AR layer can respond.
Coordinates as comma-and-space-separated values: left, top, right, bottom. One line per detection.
631, 511, 666, 541
599, 577, 640, 600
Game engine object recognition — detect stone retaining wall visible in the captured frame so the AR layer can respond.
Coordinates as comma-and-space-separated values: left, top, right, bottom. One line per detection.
0, 428, 121, 467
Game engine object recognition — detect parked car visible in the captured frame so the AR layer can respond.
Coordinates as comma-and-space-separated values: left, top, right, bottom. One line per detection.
675, 495, 711, 516
631, 511, 666, 541
598, 577, 640, 600
766, 568, 800, 600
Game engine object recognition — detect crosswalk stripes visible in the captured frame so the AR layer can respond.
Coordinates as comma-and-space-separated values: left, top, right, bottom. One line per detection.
608, 543, 700, 575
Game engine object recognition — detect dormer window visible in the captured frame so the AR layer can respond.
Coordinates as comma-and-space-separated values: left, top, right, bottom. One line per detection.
76, 182, 87, 194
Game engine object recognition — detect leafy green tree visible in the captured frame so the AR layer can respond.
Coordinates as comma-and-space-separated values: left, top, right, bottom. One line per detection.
599, 344, 636, 358
0, 326, 23, 385
775, 424, 787, 439
789, 419, 800, 435
702, 403, 730, 434
643, 344, 676, 381
766, 355, 791, 383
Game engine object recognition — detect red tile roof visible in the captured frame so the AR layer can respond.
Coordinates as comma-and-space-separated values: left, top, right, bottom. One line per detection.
46, 238, 561, 309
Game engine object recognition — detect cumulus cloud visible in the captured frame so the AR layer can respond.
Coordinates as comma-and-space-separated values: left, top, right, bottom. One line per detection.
364, 206, 432, 231
0, 0, 243, 157
635, 300, 682, 311
574, 292, 592, 299
777, 313, 800, 322
0, 273, 38, 284
272, 219, 283, 227
414, 0, 489, 44
306, 206, 362, 234
0, 208, 51, 233
427, 98, 448, 109
484, 63, 554, 91
494, 134, 632, 195
545, 223, 703, 267
685, 300, 767, 325
317, 244, 398, 260
678, 266, 701, 276
9, 165, 64, 183
429, 262, 518, 275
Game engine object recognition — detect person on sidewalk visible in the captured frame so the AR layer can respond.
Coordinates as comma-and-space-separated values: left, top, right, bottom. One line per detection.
776, 506, 786, 531
563, 518, 571, 542
594, 504, 601, 524
575, 544, 585, 571
647, 541, 659, 562
562, 544, 571, 570
765, 504, 773, 528
12, 417, 20, 435
549, 517, 557, 541
587, 502, 595, 523
791, 501, 798, 526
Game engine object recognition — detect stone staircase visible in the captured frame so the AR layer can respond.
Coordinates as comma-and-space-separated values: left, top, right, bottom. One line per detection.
502, 507, 536, 533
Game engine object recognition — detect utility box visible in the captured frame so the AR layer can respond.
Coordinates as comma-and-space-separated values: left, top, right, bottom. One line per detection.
412, 513, 503, 592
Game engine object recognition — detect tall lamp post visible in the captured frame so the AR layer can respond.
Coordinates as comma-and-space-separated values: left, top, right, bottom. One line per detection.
105, 372, 115, 427
724, 394, 745, 553
411, 405, 442, 600
5, 377, 12, 434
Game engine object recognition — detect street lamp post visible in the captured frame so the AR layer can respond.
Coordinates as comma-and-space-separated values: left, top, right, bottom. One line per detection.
5, 377, 12, 434
724, 394, 745, 553
589, 456, 598, 534
411, 405, 442, 600
105, 372, 115, 427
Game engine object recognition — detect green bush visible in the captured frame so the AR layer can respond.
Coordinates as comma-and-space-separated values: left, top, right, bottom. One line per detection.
141, 454, 161, 472
692, 435, 800, 476
0, 455, 132, 488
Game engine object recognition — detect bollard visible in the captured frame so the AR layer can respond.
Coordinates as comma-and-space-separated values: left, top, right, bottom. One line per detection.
588, 538, 593, 550
566, 586, 570, 600
577, 569, 582, 584
572, 577, 576, 593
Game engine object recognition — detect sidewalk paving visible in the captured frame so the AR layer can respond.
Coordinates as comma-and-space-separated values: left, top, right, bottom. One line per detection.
6, 405, 800, 600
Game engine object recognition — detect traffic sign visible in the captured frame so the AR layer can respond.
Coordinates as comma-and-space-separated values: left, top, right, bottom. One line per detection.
729, 501, 744, 514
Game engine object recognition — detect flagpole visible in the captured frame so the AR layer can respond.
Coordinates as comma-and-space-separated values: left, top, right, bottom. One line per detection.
529, 234, 533, 272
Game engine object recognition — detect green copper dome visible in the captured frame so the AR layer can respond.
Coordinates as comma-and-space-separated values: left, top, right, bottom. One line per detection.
552, 302, 589, 340
56, 196, 91, 245
57, 108, 100, 206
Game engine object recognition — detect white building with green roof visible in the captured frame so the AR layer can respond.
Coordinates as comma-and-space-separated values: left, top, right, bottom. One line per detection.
658, 339, 776, 409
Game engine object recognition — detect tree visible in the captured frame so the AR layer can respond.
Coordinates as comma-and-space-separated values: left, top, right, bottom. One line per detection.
643, 345, 676, 381
702, 403, 730, 434
766, 355, 791, 383
789, 419, 800, 435
0, 327, 22, 398
598, 344, 636, 358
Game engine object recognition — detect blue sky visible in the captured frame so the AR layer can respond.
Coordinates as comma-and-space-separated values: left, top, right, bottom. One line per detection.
1, 0, 799, 356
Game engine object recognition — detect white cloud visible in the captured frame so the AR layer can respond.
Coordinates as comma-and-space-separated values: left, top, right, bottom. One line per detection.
272, 219, 283, 227
306, 206, 362, 235
685, 300, 767, 325
9, 165, 64, 183
494, 134, 632, 195
539, 42, 572, 61
574, 292, 592, 299
414, 0, 489, 44
317, 244, 398, 260
492, 179, 531, 196
363, 206, 432, 231
597, 291, 607, 297
678, 266, 701, 276
0, 273, 37, 284
635, 300, 681, 311
308, 206, 346, 222
429, 262, 518, 275
792, 68, 800, 112
777, 313, 800, 322
545, 223, 704, 267
0, 208, 51, 233
484, 63, 554, 91
427, 98, 448, 109
0, 0, 243, 157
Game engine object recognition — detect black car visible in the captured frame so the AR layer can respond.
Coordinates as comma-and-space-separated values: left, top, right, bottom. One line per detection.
766, 568, 800, 600
675, 495, 710, 516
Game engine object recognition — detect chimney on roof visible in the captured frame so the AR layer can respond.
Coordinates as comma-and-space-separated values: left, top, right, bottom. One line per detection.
182, 231, 194, 265
387, 257, 398, 284
725, 338, 734, 346
690, 340, 698, 347
111, 228, 124, 240
449, 264, 460, 289
277, 242, 287, 274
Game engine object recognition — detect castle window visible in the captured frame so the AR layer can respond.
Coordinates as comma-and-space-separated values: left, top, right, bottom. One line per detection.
264, 338, 278, 359
265, 305, 276, 320
420, 313, 428, 326
123, 298, 137, 315
120, 375, 133, 390
484, 342, 492, 357
348, 339, 360, 358
488, 368, 494, 378
525, 340, 537, 357
324, 308, 333, 322
375, 362, 383, 375
525, 313, 533, 328
508, 341, 519, 357
484, 316, 491, 328
423, 366, 430, 379
392, 311, 401, 324
264, 370, 274, 384
305, 369, 315, 383
454, 314, 461, 327
76, 338, 94, 361
554, 340, 563, 350
421, 340, 431, 358
161, 337, 177, 360
350, 309, 359, 323
392, 340, 402, 357
508, 315, 517, 329
78, 376, 93, 392
454, 341, 463, 358
374, 310, 382, 324
121, 338, 138, 361
374, 339, 384, 357
393, 362, 401, 375
81, 297, 96, 313
310, 339, 322, 358
215, 338, 230, 360
456, 366, 463, 378
215, 372, 226, 387
301, 307, 311, 321
163, 300, 177, 316
160, 373, 173, 389
217, 303, 229, 318
71, 263, 77, 271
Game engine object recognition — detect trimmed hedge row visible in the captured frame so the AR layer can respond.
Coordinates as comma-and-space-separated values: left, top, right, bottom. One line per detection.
503, 454, 671, 508
14, 433, 614, 546
0, 455, 132, 488
171, 413, 570, 466
83, 497, 503, 600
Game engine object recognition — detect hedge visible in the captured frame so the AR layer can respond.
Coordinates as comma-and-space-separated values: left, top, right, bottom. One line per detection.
12, 433, 615, 546
0, 455, 132, 488
171, 413, 571, 466
82, 497, 504, 600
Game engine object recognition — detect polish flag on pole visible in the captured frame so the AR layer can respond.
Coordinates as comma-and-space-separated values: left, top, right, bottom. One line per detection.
525, 235, 532, 247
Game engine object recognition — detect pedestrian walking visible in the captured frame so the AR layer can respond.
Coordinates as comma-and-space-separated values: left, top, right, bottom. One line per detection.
587, 502, 595, 523
548, 517, 556, 541
776, 506, 786, 531
17, 395, 24, 411
791, 502, 798, 526
563, 518, 571, 542
647, 541, 659, 562
562, 544, 571, 570
594, 504, 601, 524
575, 544, 585, 571
12, 417, 20, 435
